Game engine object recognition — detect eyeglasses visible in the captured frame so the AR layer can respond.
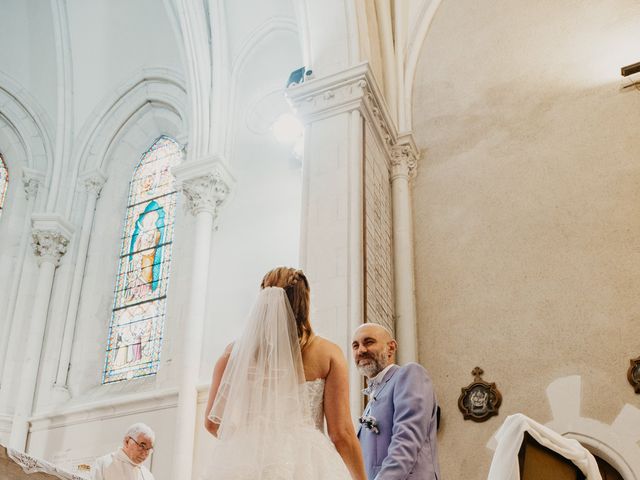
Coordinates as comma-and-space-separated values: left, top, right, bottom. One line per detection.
128, 436, 153, 452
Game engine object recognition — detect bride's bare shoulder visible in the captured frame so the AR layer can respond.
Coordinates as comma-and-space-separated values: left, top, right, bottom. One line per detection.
311, 336, 346, 358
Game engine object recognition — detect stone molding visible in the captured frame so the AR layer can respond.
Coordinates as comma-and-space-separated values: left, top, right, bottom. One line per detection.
75, 68, 187, 175
287, 63, 423, 180
29, 383, 211, 432
286, 62, 398, 157
173, 156, 234, 217
30, 214, 74, 266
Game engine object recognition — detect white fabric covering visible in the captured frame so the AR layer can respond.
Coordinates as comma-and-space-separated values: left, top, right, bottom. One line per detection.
487, 413, 602, 480
3, 444, 86, 479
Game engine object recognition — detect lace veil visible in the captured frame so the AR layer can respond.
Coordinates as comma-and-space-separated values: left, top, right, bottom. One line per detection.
203, 287, 354, 479
209, 286, 311, 439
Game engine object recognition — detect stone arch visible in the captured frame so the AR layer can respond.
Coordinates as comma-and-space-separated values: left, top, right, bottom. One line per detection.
72, 68, 187, 181
0, 72, 53, 190
67, 98, 188, 394
222, 17, 300, 160
545, 376, 640, 480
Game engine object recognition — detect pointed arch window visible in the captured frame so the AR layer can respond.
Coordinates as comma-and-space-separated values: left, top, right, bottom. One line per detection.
0, 154, 8, 217
103, 136, 182, 383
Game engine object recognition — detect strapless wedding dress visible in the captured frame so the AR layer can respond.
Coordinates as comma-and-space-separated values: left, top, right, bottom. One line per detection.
201, 378, 351, 479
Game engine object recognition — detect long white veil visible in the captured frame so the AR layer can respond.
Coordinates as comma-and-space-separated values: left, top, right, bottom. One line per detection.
206, 287, 317, 478
204, 286, 353, 479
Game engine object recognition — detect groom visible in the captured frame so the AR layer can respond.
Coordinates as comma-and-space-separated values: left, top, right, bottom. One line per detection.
352, 323, 440, 479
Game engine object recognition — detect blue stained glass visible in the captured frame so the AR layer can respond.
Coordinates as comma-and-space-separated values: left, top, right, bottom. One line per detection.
103, 136, 182, 384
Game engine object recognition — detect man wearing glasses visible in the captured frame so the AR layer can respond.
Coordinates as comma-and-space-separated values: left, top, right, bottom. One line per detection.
91, 423, 156, 480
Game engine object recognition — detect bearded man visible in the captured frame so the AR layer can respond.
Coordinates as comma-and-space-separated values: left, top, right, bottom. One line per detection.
351, 323, 440, 480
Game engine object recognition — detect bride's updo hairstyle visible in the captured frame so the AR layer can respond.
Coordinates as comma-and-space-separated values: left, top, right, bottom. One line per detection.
261, 267, 313, 350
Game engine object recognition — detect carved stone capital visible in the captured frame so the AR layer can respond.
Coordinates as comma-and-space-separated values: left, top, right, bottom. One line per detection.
30, 214, 74, 266
23, 177, 40, 201
390, 138, 419, 181
32, 230, 70, 266
181, 172, 230, 216
286, 62, 397, 155
21, 168, 45, 201
173, 156, 234, 217
81, 170, 107, 197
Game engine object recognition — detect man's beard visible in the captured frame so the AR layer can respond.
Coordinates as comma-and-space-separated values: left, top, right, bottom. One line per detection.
356, 349, 390, 378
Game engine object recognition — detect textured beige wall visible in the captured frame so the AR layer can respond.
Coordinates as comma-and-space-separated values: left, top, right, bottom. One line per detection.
411, 0, 640, 478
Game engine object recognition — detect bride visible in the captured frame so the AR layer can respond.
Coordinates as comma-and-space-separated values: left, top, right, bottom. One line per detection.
203, 267, 366, 480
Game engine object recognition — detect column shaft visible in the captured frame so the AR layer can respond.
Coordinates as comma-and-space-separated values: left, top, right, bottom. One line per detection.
0, 196, 36, 390
348, 110, 365, 415
54, 190, 100, 390
172, 210, 214, 480
0, 175, 40, 393
9, 259, 57, 449
170, 157, 232, 479
391, 157, 418, 364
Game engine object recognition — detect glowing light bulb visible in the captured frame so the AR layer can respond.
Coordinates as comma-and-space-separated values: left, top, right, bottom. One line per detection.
272, 113, 303, 145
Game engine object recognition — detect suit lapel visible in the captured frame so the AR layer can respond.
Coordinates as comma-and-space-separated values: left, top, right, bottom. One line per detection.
371, 364, 399, 400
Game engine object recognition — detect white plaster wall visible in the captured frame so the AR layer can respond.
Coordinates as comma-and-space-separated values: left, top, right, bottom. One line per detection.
201, 27, 303, 377
0, 0, 58, 122
411, 0, 640, 478
224, 0, 298, 62
66, 0, 183, 133
297, 111, 354, 349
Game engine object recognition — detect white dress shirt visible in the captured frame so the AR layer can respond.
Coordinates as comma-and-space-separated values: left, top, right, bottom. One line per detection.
369, 363, 395, 391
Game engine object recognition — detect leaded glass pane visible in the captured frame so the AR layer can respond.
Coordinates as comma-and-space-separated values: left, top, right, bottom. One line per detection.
0, 155, 8, 217
103, 136, 182, 384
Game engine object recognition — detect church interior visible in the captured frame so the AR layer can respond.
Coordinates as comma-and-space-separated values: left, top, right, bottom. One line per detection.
0, 0, 639, 478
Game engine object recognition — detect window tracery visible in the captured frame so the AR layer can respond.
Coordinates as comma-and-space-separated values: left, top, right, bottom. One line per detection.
103, 136, 182, 383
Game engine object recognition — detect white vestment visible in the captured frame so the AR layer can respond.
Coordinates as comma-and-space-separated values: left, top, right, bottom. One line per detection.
91, 449, 155, 480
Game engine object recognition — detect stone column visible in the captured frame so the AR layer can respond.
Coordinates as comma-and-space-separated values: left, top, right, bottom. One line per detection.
287, 62, 399, 416
53, 171, 106, 396
9, 214, 73, 450
171, 157, 232, 480
390, 139, 419, 364
0, 172, 41, 392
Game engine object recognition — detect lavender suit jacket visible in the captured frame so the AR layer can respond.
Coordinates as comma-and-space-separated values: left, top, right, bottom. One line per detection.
358, 363, 440, 480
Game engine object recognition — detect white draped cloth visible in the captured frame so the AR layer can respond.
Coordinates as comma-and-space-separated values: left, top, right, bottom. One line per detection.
487, 414, 602, 480
91, 449, 154, 480
3, 444, 86, 480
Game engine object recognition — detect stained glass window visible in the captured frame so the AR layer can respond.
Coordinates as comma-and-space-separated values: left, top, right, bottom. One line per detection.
103, 136, 182, 383
0, 154, 7, 218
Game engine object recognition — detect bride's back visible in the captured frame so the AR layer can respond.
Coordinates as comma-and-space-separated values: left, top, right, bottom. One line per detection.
301, 335, 342, 382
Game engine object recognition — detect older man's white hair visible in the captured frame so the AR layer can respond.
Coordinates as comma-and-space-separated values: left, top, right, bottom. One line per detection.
125, 422, 155, 443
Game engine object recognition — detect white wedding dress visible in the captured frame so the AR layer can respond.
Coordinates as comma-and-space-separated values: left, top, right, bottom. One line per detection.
202, 288, 352, 480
